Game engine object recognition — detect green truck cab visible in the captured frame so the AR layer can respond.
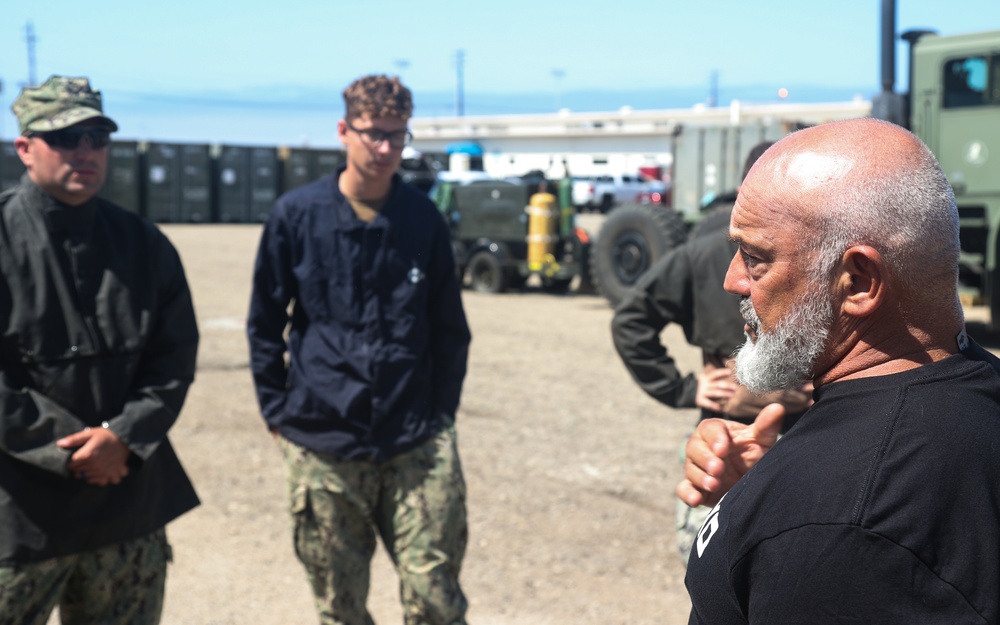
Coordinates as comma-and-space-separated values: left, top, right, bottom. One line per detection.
907, 29, 1000, 319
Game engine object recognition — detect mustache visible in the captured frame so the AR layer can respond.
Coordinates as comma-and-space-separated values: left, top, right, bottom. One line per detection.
739, 296, 760, 334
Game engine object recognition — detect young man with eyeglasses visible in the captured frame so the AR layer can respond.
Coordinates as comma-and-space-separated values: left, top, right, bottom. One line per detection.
248, 74, 472, 625
0, 76, 200, 624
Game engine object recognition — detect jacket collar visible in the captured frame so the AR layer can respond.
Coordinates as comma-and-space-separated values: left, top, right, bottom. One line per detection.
20, 172, 98, 237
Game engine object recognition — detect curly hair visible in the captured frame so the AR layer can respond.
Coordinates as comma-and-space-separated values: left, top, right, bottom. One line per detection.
342, 74, 413, 121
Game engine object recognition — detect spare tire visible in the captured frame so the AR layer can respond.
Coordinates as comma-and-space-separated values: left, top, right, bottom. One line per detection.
590, 202, 688, 307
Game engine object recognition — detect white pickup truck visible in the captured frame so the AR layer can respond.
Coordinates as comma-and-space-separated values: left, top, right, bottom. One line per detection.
571, 173, 652, 213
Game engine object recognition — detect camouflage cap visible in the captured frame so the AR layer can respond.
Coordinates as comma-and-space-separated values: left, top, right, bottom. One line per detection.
11, 75, 118, 134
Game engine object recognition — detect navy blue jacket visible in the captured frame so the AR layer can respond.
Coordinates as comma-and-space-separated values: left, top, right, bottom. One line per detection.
247, 170, 471, 461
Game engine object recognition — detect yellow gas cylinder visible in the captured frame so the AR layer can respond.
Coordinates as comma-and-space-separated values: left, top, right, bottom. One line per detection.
526, 192, 558, 271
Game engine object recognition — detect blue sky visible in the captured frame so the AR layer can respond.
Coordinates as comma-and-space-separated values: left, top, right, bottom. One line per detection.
1, 0, 996, 147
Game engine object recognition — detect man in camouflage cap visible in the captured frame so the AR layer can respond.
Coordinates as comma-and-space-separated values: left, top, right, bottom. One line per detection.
0, 75, 200, 625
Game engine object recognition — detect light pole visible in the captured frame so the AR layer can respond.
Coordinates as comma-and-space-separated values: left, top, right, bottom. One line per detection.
394, 59, 410, 81
454, 49, 465, 117
25, 21, 38, 87
551, 69, 565, 110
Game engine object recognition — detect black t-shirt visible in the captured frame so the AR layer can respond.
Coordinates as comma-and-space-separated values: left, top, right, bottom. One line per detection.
686, 342, 1000, 624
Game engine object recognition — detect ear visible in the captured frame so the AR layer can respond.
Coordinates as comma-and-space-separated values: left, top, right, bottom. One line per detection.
336, 119, 349, 144
13, 136, 32, 168
834, 245, 884, 318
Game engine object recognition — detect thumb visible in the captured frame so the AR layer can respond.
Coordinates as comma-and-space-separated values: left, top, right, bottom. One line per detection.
56, 428, 91, 449
750, 403, 786, 448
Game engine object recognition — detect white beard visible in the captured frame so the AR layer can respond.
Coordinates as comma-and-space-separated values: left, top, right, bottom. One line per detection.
733, 289, 833, 394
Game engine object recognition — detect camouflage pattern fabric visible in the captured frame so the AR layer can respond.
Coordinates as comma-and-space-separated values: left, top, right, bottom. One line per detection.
675, 437, 709, 566
279, 420, 468, 625
676, 494, 711, 566
11, 75, 118, 134
0, 528, 170, 625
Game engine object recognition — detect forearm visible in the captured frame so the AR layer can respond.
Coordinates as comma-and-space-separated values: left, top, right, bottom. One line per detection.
247, 312, 291, 427
113, 251, 200, 460
114, 364, 196, 460
0, 382, 86, 476
612, 313, 697, 407
428, 230, 471, 415
611, 252, 698, 408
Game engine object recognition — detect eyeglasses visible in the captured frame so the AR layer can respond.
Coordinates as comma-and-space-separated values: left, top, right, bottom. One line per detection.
28, 127, 112, 150
346, 120, 412, 148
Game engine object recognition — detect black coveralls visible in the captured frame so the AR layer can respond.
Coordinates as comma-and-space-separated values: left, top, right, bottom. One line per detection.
0, 176, 200, 564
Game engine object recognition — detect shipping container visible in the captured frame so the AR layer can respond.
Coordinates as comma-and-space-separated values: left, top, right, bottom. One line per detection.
146, 142, 212, 222
216, 145, 279, 222
280, 147, 345, 193
99, 140, 142, 213
0, 142, 25, 191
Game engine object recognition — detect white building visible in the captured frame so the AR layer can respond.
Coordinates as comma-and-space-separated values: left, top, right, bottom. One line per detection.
410, 98, 873, 181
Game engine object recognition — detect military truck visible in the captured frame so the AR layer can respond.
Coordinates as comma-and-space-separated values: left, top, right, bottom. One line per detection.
589, 1, 1000, 324
435, 178, 592, 294
871, 1, 1000, 324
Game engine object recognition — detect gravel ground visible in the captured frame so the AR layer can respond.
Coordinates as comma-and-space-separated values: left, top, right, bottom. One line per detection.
51, 222, 1000, 625
144, 223, 701, 625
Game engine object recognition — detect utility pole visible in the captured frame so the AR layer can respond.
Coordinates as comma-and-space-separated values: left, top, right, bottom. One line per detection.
455, 49, 465, 117
551, 69, 565, 111
708, 69, 719, 108
394, 59, 410, 81
25, 21, 38, 87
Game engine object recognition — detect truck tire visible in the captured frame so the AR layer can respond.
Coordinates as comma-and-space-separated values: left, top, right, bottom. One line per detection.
541, 275, 573, 293
590, 202, 688, 307
467, 250, 507, 294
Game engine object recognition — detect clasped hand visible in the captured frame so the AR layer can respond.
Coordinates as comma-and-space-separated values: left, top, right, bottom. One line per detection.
57, 426, 131, 486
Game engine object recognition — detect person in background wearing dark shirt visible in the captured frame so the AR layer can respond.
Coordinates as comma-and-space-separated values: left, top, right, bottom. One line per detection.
247, 74, 472, 625
0, 76, 200, 625
611, 142, 810, 563
681, 118, 1000, 624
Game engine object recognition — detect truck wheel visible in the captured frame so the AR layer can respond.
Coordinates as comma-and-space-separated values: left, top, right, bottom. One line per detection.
541, 276, 573, 293
590, 202, 688, 307
467, 250, 506, 294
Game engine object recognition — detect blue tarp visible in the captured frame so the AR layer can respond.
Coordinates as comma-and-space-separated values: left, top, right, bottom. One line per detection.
445, 141, 483, 156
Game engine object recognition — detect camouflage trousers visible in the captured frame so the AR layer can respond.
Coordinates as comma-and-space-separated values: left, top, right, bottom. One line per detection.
278, 422, 469, 625
676, 492, 711, 566
675, 431, 704, 566
0, 528, 170, 625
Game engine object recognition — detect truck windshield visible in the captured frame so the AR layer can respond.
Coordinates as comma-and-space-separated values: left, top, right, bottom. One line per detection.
943, 56, 998, 108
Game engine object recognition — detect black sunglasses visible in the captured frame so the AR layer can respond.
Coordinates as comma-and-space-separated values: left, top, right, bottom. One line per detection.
29, 127, 112, 150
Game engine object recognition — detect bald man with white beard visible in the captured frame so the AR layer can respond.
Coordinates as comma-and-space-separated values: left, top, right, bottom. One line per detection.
680, 118, 1000, 624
